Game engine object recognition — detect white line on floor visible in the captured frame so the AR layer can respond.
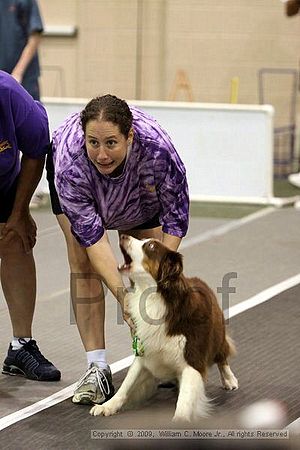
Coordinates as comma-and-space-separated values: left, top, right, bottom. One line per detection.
0, 355, 134, 432
287, 417, 300, 433
225, 272, 300, 318
0, 271, 299, 432
180, 206, 274, 249
47, 288, 69, 300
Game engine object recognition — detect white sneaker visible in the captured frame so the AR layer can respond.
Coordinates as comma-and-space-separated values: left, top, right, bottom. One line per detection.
288, 172, 300, 189
72, 363, 115, 405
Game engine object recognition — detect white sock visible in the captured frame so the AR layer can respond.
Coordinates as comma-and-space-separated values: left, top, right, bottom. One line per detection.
11, 337, 31, 350
86, 349, 108, 370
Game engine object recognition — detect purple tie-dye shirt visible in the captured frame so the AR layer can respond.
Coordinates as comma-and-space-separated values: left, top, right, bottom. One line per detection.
52, 106, 189, 247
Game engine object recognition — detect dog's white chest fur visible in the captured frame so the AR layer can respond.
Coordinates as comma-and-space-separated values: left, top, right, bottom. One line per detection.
128, 287, 187, 380
143, 335, 187, 381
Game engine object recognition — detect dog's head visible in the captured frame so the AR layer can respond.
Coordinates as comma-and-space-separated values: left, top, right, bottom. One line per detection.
119, 235, 183, 287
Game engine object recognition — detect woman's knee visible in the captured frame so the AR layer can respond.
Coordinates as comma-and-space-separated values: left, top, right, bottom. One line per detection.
0, 231, 25, 258
68, 246, 92, 273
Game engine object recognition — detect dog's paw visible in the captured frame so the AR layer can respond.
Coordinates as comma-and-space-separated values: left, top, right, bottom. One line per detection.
90, 405, 105, 416
172, 414, 191, 424
90, 400, 120, 417
223, 375, 238, 391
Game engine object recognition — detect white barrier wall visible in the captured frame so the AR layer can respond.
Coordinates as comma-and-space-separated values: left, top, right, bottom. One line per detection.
43, 98, 274, 204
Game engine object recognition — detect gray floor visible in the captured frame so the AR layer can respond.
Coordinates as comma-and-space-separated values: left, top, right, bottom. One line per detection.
0, 205, 299, 448
1, 285, 299, 450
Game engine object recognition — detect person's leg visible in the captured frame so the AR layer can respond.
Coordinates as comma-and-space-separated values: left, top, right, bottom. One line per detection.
56, 214, 105, 351
0, 222, 61, 381
56, 214, 114, 404
0, 224, 35, 337
46, 150, 111, 398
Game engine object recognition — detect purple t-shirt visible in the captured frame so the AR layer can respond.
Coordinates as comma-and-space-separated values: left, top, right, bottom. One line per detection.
0, 71, 49, 192
52, 106, 189, 247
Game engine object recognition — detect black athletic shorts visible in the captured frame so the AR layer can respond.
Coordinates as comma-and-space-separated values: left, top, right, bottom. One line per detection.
0, 177, 18, 223
46, 146, 63, 216
46, 145, 161, 230
132, 214, 160, 230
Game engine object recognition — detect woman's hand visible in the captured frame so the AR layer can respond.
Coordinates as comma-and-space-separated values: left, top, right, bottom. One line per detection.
0, 212, 37, 253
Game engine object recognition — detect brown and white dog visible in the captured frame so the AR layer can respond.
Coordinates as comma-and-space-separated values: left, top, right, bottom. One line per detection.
90, 235, 238, 422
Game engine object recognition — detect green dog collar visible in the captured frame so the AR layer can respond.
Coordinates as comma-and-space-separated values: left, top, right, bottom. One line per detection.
132, 335, 144, 357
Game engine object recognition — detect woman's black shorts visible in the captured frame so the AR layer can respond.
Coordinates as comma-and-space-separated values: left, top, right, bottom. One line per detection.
0, 177, 18, 222
46, 147, 63, 215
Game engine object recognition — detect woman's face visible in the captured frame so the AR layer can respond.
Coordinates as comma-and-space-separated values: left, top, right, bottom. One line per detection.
85, 119, 132, 176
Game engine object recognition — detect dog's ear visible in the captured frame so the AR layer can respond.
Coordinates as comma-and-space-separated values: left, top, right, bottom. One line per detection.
157, 251, 183, 287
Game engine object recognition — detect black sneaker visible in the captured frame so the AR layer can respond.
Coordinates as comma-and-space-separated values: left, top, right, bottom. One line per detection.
2, 339, 61, 381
